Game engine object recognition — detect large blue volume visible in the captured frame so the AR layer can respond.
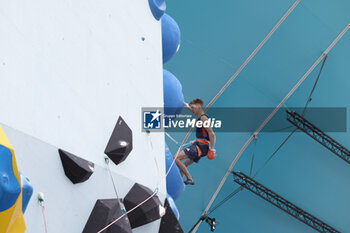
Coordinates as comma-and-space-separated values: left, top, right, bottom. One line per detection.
148, 0, 166, 20
0, 145, 21, 211
163, 69, 184, 117
20, 172, 33, 213
161, 13, 181, 63
165, 143, 185, 201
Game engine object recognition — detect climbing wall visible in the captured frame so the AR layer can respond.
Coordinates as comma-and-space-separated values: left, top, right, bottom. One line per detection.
0, 0, 167, 232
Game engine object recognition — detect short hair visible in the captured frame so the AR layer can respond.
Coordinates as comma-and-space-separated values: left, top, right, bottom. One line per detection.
189, 98, 204, 106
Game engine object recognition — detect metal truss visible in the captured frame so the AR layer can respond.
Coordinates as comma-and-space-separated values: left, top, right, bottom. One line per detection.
286, 110, 350, 164
232, 171, 340, 233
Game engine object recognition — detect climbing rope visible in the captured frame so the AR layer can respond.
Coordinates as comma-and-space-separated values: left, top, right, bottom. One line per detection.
191, 24, 350, 233
40, 204, 48, 233
302, 55, 328, 116
209, 187, 243, 215
97, 192, 158, 233
249, 135, 258, 176
105, 156, 120, 199
165, 132, 179, 145
165, 132, 192, 148
38, 192, 48, 233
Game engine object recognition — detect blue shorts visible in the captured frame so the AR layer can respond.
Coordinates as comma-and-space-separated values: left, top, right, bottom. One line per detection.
184, 144, 201, 163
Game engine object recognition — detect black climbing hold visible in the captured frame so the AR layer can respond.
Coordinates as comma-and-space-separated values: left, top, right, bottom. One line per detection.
82, 199, 132, 233
124, 183, 162, 229
159, 199, 184, 233
104, 116, 133, 166
58, 149, 94, 184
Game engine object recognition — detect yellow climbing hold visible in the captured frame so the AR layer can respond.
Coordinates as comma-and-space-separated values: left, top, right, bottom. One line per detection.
0, 125, 26, 233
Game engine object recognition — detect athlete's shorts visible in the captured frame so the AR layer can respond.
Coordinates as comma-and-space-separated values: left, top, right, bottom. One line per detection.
184, 144, 201, 163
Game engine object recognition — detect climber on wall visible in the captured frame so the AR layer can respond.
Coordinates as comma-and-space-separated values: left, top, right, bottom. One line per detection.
174, 98, 216, 185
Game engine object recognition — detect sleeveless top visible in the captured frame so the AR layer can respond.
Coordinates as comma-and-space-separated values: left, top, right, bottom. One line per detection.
194, 114, 210, 156
196, 114, 210, 140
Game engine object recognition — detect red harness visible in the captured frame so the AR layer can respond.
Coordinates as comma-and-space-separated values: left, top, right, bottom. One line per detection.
194, 139, 210, 157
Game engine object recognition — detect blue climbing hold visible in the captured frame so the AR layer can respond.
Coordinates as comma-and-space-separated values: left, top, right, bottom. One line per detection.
167, 194, 180, 220
148, 0, 166, 21
161, 13, 181, 63
20, 172, 33, 213
163, 69, 184, 117
165, 143, 185, 201
0, 145, 21, 211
